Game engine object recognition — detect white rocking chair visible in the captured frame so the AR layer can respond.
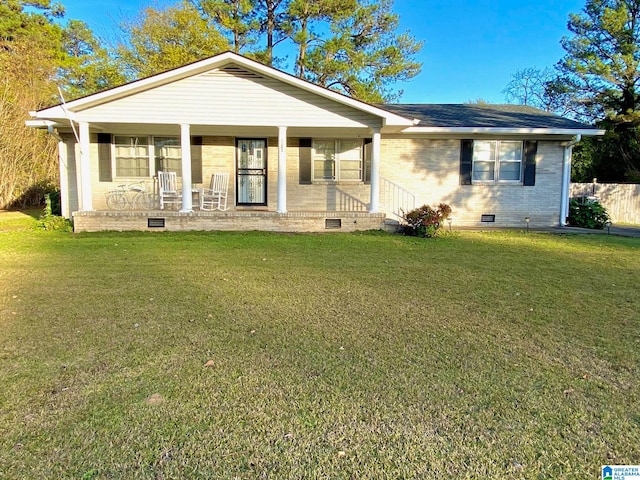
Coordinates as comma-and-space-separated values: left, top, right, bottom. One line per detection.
158, 171, 181, 210
200, 173, 229, 211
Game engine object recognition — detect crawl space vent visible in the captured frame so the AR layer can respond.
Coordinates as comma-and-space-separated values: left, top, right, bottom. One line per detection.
325, 218, 342, 229
148, 218, 166, 228
481, 214, 496, 223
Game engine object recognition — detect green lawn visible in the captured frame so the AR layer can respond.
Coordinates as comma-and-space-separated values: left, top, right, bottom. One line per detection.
0, 220, 639, 478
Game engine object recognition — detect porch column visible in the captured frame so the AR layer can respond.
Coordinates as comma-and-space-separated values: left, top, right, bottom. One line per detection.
180, 123, 193, 212
78, 121, 93, 211
58, 139, 70, 218
277, 126, 287, 213
369, 127, 381, 213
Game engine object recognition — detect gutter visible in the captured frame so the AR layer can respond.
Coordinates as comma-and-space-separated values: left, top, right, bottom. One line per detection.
400, 126, 605, 136
559, 134, 582, 226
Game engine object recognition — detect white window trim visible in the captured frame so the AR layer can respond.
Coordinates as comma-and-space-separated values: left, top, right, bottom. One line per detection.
312, 139, 364, 183
472, 140, 524, 184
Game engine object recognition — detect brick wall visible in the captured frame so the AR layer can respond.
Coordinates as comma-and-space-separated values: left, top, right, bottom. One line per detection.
78, 135, 566, 229
379, 138, 565, 227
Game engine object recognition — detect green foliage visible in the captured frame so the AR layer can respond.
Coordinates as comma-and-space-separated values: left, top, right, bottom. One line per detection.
36, 191, 72, 231
198, 0, 259, 52
117, 1, 231, 79
0, 1, 125, 209
36, 214, 72, 232
568, 197, 610, 229
117, 0, 422, 102
302, 0, 422, 103
59, 20, 126, 98
557, 0, 640, 181
401, 203, 452, 237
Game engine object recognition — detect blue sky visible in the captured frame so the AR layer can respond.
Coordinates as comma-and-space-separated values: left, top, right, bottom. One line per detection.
60, 0, 587, 104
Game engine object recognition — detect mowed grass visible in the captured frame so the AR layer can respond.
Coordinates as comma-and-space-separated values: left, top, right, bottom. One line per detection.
0, 221, 638, 478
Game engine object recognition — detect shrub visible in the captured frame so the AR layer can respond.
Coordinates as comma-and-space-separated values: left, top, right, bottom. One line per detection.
37, 192, 72, 232
401, 203, 452, 237
567, 197, 610, 229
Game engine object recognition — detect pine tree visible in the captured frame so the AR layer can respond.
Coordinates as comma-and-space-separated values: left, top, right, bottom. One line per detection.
558, 0, 640, 181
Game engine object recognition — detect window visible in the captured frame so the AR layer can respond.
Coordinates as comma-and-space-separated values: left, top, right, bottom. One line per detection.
154, 137, 182, 175
114, 136, 149, 177
312, 139, 363, 181
472, 140, 523, 182
113, 136, 183, 179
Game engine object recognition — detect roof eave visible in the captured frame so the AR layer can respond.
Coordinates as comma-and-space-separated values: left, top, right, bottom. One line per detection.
25, 119, 58, 128
399, 126, 606, 136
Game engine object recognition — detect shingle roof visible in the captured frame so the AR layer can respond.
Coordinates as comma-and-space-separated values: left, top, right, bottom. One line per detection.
378, 103, 596, 130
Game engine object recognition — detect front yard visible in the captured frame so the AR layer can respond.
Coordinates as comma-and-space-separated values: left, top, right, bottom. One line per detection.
0, 217, 638, 478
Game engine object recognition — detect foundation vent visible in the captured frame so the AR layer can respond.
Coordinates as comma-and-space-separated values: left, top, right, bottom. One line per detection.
481, 214, 496, 223
148, 218, 166, 228
325, 218, 342, 229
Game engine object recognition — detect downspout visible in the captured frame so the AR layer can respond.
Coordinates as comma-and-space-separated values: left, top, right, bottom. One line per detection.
47, 125, 62, 142
560, 134, 581, 226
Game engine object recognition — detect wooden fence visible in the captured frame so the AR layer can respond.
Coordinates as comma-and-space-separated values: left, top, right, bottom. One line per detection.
571, 182, 640, 224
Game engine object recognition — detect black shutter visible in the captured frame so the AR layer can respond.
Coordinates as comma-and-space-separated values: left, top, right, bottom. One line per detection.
98, 133, 112, 182
363, 138, 372, 184
460, 139, 473, 185
523, 140, 537, 186
191, 136, 203, 184
299, 138, 312, 184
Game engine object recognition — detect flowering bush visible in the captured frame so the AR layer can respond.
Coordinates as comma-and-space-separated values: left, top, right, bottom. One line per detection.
401, 203, 452, 237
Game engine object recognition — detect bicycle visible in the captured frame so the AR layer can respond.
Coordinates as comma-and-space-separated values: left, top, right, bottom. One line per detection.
105, 182, 156, 210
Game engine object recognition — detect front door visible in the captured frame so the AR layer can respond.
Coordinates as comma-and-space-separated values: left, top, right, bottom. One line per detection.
237, 139, 267, 205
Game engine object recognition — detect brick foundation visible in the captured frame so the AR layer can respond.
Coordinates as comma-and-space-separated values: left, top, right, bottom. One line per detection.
73, 210, 387, 233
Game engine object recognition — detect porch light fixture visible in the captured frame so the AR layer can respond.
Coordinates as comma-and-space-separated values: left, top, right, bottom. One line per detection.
524, 216, 531, 231
447, 216, 453, 232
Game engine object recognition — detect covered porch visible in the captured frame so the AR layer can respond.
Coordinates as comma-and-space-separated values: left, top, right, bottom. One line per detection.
57, 121, 398, 232
64, 123, 384, 216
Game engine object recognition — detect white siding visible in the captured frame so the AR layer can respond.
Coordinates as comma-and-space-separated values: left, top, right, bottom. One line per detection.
77, 67, 380, 128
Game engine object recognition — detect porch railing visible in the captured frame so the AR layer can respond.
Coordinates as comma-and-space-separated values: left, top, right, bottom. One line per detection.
380, 177, 415, 220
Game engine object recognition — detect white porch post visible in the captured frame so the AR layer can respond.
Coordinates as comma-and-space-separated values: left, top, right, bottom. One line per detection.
277, 126, 288, 213
369, 127, 381, 213
180, 123, 193, 212
58, 140, 70, 218
78, 121, 93, 211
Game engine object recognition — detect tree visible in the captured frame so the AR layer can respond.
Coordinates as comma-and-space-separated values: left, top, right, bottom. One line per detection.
301, 0, 422, 103
118, 1, 230, 78
59, 20, 127, 98
557, 0, 640, 181
502, 67, 578, 117
287, 0, 355, 77
0, 0, 122, 208
0, 2, 62, 209
117, 0, 422, 103
253, 0, 291, 65
196, 0, 259, 53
